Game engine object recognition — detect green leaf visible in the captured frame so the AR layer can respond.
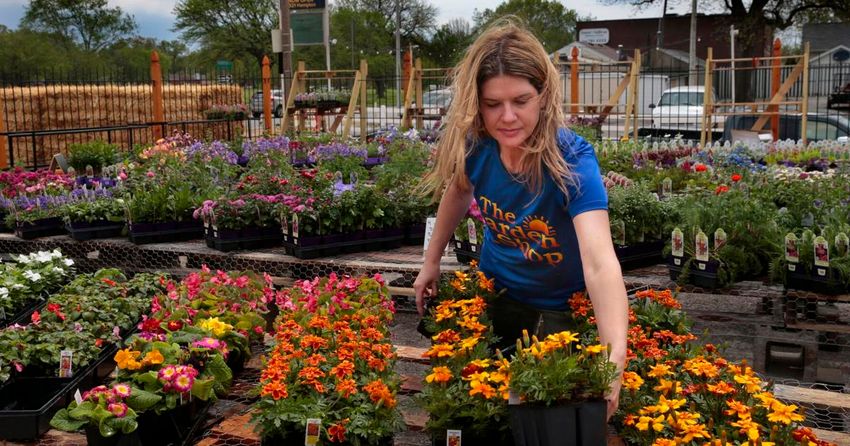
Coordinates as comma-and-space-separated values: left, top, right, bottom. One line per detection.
190, 377, 216, 400
127, 387, 162, 411
50, 408, 88, 432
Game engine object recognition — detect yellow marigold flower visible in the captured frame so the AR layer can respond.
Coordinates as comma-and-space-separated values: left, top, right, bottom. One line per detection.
487, 371, 507, 385
434, 306, 456, 323
425, 366, 452, 384
707, 381, 736, 395
545, 331, 579, 345
767, 401, 804, 425
454, 271, 469, 281
725, 399, 751, 417
582, 344, 606, 354
450, 279, 467, 292
653, 379, 680, 395
141, 349, 164, 366
652, 440, 677, 446
753, 391, 777, 409
457, 316, 487, 333
734, 373, 763, 393
679, 423, 710, 443
648, 364, 672, 378
424, 343, 455, 359
467, 371, 490, 382
623, 371, 644, 391
636, 414, 665, 432
459, 336, 481, 351
469, 380, 496, 399
731, 415, 762, 441
656, 395, 685, 414
668, 411, 700, 429
468, 358, 491, 369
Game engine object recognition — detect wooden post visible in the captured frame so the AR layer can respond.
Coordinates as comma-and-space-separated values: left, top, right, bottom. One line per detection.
800, 42, 810, 145
700, 47, 713, 147
0, 97, 8, 169
150, 51, 165, 140
632, 50, 641, 141
415, 58, 424, 130
402, 49, 412, 100
281, 61, 304, 135
262, 56, 272, 135
359, 59, 368, 142
570, 46, 579, 116
770, 38, 782, 141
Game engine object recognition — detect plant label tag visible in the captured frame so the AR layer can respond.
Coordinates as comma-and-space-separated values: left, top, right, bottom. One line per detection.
292, 214, 300, 240
835, 233, 848, 257
350, 171, 358, 185
0, 308, 5, 320
333, 171, 343, 183
674, 258, 681, 266
281, 214, 289, 240
178, 256, 188, 269
671, 228, 684, 258
467, 219, 477, 246
661, 177, 672, 197
814, 236, 829, 268
788, 264, 796, 272
695, 231, 709, 262
612, 219, 626, 246
87, 250, 100, 260
698, 262, 706, 271
74, 389, 83, 405
817, 268, 827, 277
446, 429, 462, 446
59, 350, 73, 378
305, 418, 321, 446
508, 390, 520, 405
423, 217, 448, 256
714, 228, 727, 251
785, 233, 799, 263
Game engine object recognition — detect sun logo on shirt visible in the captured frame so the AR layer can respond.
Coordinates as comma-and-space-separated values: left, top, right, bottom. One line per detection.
522, 216, 556, 237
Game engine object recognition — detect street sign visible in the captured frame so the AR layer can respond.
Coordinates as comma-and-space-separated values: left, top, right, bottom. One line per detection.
291, 0, 325, 10
216, 60, 233, 71
579, 28, 610, 45
291, 11, 324, 46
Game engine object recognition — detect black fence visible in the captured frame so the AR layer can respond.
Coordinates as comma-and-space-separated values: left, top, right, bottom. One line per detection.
2, 59, 849, 169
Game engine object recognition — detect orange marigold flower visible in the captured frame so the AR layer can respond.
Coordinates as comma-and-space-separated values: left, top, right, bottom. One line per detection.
425, 366, 452, 384
330, 360, 354, 379
707, 381, 736, 395
432, 329, 461, 344
300, 334, 328, 350
307, 315, 331, 330
363, 380, 396, 408
327, 419, 348, 443
261, 381, 288, 400
336, 378, 358, 398
648, 364, 672, 378
469, 380, 497, 399
725, 399, 751, 417
424, 343, 455, 359
623, 371, 645, 391
367, 357, 387, 372
477, 272, 495, 292
305, 353, 327, 367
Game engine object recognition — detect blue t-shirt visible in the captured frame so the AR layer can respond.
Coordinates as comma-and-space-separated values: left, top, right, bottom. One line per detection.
464, 129, 607, 310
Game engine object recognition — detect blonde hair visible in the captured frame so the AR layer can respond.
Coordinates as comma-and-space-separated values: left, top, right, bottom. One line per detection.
421, 18, 573, 201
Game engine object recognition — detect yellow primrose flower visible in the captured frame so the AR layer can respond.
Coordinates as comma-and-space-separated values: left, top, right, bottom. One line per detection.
198, 317, 233, 337
114, 348, 141, 370
141, 349, 164, 366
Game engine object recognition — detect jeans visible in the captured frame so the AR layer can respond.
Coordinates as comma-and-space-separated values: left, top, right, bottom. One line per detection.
488, 296, 579, 354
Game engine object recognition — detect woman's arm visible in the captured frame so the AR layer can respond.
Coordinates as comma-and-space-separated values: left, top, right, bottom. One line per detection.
414, 176, 474, 315
573, 209, 629, 419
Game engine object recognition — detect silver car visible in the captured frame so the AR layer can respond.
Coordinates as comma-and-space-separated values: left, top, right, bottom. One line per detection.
250, 89, 284, 118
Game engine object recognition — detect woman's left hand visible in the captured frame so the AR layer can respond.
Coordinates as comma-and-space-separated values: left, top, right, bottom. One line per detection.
605, 374, 623, 420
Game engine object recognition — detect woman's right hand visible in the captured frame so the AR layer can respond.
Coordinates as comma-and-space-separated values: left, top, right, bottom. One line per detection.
414, 261, 441, 316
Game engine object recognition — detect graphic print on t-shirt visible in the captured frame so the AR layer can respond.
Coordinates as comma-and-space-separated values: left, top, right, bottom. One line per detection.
478, 195, 563, 266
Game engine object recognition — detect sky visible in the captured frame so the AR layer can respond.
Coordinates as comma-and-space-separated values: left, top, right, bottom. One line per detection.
0, 0, 694, 43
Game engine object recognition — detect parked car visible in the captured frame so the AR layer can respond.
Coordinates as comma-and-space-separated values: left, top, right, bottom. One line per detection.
250, 89, 284, 118
721, 113, 850, 143
640, 86, 724, 139
827, 82, 850, 111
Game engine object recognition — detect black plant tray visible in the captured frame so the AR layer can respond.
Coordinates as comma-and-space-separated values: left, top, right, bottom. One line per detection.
0, 298, 46, 329
453, 239, 481, 265
282, 232, 404, 259
15, 218, 65, 240
403, 224, 427, 246
668, 257, 721, 289
429, 428, 511, 446
615, 239, 665, 270
128, 223, 204, 245
136, 399, 212, 446
66, 221, 125, 241
509, 399, 607, 446
205, 226, 283, 252
262, 429, 392, 446
785, 266, 846, 295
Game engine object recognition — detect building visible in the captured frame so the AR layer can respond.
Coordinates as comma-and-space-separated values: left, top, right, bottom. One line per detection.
576, 14, 773, 64
802, 23, 850, 56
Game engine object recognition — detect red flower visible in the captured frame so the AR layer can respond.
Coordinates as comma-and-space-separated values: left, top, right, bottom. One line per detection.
167, 320, 184, 331
95, 339, 104, 348
31, 311, 41, 325
715, 185, 729, 194
101, 278, 117, 287
141, 317, 163, 333
328, 419, 349, 443
731, 173, 742, 182
694, 163, 707, 172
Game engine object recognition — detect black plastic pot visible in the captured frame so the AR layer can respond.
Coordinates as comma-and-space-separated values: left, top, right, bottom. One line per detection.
0, 376, 82, 440
429, 427, 511, 446
614, 239, 665, 270
15, 217, 65, 240
66, 221, 125, 241
136, 400, 209, 446
404, 223, 427, 246
509, 399, 606, 446
786, 266, 845, 295
128, 221, 204, 245
85, 426, 143, 446
668, 257, 722, 289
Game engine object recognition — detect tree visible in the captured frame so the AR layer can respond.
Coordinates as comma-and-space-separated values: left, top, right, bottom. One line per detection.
472, 0, 579, 53
20, 0, 138, 52
0, 28, 76, 77
423, 19, 474, 67
336, 0, 438, 43
173, 0, 278, 66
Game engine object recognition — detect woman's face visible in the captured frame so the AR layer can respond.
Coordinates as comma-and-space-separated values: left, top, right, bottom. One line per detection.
479, 75, 541, 151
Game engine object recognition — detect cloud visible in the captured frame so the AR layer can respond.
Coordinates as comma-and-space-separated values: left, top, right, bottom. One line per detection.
112, 0, 177, 18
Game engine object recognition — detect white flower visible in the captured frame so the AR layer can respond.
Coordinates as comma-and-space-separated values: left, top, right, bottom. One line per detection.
0, 287, 8, 299
52, 266, 65, 274
51, 249, 63, 259
63, 259, 74, 267
23, 270, 42, 282
12, 284, 24, 290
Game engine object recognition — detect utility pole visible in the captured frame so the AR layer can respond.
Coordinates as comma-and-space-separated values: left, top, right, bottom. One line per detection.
395, 0, 402, 108
279, 0, 292, 101
688, 0, 697, 85
656, 0, 668, 49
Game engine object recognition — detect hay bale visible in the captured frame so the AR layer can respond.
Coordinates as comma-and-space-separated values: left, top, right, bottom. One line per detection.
1, 83, 244, 167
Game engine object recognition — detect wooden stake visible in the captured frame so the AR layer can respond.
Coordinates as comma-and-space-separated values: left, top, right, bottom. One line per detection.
262, 55, 272, 135
150, 51, 165, 140
570, 46, 579, 117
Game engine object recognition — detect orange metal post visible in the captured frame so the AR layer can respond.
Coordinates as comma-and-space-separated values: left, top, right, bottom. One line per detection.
770, 39, 781, 141
570, 47, 579, 116
262, 56, 272, 134
0, 98, 8, 169
150, 51, 165, 140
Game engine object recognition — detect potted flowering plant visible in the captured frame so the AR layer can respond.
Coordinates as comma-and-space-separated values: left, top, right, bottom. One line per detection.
6, 194, 69, 239
452, 199, 485, 264
253, 274, 403, 445
507, 329, 617, 446
0, 250, 74, 325
418, 264, 512, 445
203, 104, 248, 121
61, 189, 126, 240
49, 383, 161, 445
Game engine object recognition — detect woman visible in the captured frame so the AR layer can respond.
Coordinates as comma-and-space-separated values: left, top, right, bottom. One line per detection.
413, 21, 628, 419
